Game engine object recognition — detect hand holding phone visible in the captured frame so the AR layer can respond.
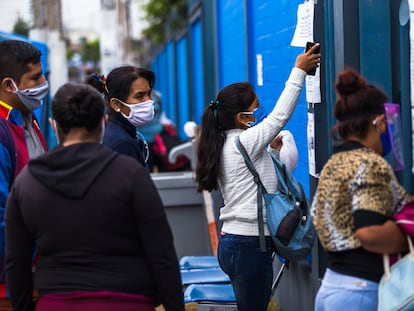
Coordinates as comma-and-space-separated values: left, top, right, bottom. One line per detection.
305, 42, 320, 75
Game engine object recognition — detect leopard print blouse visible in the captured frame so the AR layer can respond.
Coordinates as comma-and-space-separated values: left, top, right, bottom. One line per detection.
310, 146, 411, 252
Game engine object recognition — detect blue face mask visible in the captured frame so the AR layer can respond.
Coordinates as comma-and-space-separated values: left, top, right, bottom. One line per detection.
381, 129, 392, 156
242, 105, 268, 127
373, 115, 392, 157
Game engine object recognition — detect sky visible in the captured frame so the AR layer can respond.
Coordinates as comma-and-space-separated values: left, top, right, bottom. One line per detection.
0, 0, 32, 33
0, 0, 101, 35
0, 0, 146, 40
62, 0, 100, 33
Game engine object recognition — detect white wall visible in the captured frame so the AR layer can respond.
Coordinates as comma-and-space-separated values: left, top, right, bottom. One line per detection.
30, 29, 69, 96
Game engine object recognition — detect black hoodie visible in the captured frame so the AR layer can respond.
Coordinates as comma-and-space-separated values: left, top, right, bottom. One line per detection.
5, 143, 184, 311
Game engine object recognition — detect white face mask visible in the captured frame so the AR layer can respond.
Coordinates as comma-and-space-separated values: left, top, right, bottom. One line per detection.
116, 99, 155, 128
11, 79, 49, 111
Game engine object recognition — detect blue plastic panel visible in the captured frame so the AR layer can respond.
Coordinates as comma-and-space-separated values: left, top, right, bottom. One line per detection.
216, 0, 248, 87
245, 0, 311, 194
184, 283, 236, 303
181, 268, 230, 286
190, 19, 205, 124
166, 42, 176, 125
151, 50, 167, 111
180, 256, 220, 270
176, 36, 190, 139
359, 0, 392, 98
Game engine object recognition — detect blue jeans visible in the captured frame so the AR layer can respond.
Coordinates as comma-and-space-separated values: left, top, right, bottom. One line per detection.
315, 269, 378, 311
217, 233, 274, 311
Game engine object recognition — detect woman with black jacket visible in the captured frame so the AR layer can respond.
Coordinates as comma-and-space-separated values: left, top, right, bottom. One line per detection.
86, 66, 156, 170
5, 82, 184, 311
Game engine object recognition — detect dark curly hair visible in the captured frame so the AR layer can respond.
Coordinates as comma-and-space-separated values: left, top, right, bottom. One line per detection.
332, 68, 387, 140
52, 82, 105, 141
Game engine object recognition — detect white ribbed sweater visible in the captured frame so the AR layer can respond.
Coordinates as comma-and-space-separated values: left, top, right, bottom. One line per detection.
218, 67, 306, 236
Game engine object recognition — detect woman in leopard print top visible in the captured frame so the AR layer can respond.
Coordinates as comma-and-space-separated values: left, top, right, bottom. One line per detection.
310, 69, 412, 311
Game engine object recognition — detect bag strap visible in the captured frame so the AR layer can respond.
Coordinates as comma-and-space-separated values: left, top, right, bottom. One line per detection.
269, 152, 309, 224
270, 154, 291, 196
235, 136, 267, 252
383, 236, 414, 277
297, 182, 309, 225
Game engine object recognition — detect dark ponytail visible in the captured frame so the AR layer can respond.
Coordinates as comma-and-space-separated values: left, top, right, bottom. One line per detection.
195, 103, 225, 192
195, 82, 256, 192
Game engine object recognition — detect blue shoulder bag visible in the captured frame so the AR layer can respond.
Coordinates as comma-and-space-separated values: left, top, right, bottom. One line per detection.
235, 136, 315, 261
378, 236, 414, 311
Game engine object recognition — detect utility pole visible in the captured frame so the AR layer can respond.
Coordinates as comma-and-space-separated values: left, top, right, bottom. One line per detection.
99, 0, 135, 74
99, 0, 119, 74
31, 0, 68, 96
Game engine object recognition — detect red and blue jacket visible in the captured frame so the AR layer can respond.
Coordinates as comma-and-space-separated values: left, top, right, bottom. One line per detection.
0, 100, 47, 297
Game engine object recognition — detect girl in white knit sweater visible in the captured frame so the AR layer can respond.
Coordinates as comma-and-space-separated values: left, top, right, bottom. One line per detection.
195, 45, 320, 311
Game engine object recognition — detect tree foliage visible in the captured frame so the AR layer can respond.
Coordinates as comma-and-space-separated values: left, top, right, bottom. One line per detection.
140, 0, 187, 45
82, 39, 100, 64
13, 17, 30, 37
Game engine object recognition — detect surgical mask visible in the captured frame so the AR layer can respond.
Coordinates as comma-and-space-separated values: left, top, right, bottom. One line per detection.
373, 115, 392, 157
117, 99, 155, 128
241, 105, 268, 127
11, 80, 49, 111
380, 130, 391, 157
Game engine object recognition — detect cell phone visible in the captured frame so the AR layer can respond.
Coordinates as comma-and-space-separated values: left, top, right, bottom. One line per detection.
305, 42, 320, 75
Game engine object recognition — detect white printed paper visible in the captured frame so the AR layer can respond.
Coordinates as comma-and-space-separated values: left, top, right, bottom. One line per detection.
307, 112, 318, 178
291, 1, 315, 47
305, 67, 321, 103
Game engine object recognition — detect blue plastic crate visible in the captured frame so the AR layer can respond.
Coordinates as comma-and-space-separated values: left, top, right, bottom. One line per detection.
197, 302, 238, 311
184, 283, 236, 303
181, 267, 230, 286
179, 256, 220, 270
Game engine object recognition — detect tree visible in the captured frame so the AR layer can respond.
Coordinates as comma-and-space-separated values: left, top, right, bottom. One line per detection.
140, 0, 187, 45
82, 39, 100, 64
13, 17, 30, 37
